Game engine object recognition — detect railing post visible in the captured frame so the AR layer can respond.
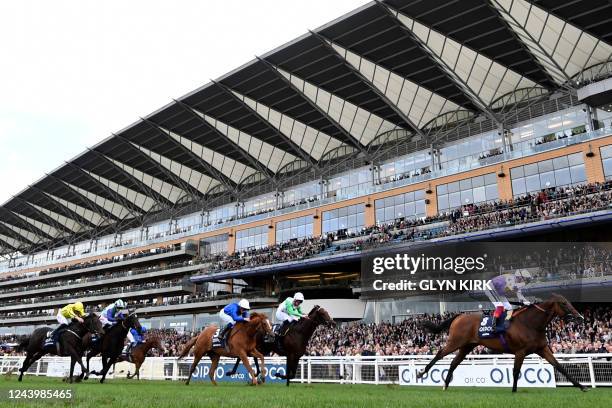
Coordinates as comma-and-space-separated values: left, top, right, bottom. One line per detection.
374, 358, 379, 385
588, 356, 596, 388
307, 358, 311, 384
300, 359, 305, 383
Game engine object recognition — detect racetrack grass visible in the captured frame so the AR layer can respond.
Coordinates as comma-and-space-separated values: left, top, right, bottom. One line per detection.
0, 375, 610, 408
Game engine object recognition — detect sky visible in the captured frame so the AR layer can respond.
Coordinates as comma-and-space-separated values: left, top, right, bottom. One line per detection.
0, 0, 366, 204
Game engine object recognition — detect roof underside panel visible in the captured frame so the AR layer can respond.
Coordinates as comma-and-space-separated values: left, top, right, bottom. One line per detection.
384, 0, 557, 89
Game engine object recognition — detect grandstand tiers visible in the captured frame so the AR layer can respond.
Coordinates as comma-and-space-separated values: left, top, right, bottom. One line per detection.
1, 0, 612, 334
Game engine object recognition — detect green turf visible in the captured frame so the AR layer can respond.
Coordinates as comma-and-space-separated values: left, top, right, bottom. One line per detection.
0, 375, 609, 408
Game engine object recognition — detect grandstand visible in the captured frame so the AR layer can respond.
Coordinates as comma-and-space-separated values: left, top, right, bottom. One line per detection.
1, 0, 612, 343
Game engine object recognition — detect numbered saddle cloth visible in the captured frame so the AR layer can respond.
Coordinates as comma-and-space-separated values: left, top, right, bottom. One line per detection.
478, 311, 512, 339
212, 328, 223, 348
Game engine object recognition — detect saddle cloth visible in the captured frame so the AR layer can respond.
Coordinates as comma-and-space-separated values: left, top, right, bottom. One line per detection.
212, 328, 223, 348
478, 310, 513, 339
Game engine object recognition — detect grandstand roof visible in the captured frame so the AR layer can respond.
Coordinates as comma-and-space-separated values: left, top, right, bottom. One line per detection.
2, 0, 611, 255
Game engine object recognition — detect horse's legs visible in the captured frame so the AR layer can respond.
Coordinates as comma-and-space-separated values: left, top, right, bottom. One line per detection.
84, 352, 93, 380
238, 351, 258, 385
286, 355, 300, 387
68, 356, 76, 384
209, 354, 220, 386
416, 340, 462, 379
18, 352, 38, 382
185, 348, 204, 385
512, 351, 527, 393
537, 346, 586, 391
251, 350, 265, 383
443, 344, 476, 390
226, 358, 241, 376
99, 355, 115, 384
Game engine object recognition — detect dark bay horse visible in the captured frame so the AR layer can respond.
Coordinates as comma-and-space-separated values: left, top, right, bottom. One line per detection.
17, 314, 103, 383
84, 312, 142, 383
417, 294, 586, 392
178, 312, 272, 386
114, 335, 165, 379
227, 305, 335, 386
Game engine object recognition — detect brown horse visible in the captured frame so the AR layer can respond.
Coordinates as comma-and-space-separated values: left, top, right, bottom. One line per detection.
113, 336, 165, 380
417, 294, 586, 392
178, 312, 273, 385
226, 305, 335, 386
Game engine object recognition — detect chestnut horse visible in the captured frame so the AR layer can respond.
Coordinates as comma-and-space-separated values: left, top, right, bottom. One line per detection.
178, 312, 273, 385
113, 336, 165, 380
417, 294, 586, 392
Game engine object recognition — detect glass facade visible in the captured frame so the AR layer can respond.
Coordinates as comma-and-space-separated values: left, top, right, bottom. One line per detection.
327, 168, 371, 199
439, 132, 504, 172
437, 173, 499, 213
510, 108, 585, 152
276, 216, 314, 243
601, 145, 612, 179
200, 234, 228, 256
235, 225, 268, 251
510, 153, 586, 196
378, 150, 431, 183
322, 204, 365, 235
375, 190, 426, 225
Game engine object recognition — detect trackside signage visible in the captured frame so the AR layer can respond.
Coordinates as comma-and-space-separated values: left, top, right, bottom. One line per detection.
399, 364, 556, 387
190, 361, 286, 383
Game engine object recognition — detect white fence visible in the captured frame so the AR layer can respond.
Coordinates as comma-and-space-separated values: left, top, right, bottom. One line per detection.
2, 354, 611, 388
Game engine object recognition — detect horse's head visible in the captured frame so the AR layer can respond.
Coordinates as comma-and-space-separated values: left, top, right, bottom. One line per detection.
249, 312, 273, 335
308, 305, 336, 327
124, 312, 143, 334
85, 313, 104, 335
149, 335, 165, 353
549, 293, 584, 322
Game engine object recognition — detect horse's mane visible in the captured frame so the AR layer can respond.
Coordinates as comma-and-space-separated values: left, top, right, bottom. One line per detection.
248, 312, 267, 321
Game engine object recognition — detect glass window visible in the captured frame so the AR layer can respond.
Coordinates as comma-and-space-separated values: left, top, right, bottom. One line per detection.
236, 225, 268, 251
322, 204, 365, 235
511, 153, 587, 196
436, 173, 498, 213
276, 216, 314, 244
373, 190, 426, 225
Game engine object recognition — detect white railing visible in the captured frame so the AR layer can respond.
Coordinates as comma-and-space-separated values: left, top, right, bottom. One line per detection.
2, 354, 611, 387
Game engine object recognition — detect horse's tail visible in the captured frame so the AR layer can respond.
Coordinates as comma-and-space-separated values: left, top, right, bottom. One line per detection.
17, 336, 30, 352
177, 336, 198, 360
420, 314, 459, 334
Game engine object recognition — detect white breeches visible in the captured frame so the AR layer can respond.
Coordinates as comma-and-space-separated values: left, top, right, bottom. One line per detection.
484, 288, 512, 310
219, 310, 235, 326
275, 309, 298, 323
56, 312, 69, 325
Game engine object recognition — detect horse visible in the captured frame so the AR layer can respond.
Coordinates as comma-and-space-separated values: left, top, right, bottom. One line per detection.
113, 335, 165, 379
17, 313, 103, 383
178, 312, 273, 386
226, 305, 335, 386
417, 293, 587, 392
84, 312, 142, 383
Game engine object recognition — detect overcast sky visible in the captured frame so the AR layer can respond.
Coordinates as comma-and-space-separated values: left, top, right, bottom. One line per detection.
0, 0, 366, 204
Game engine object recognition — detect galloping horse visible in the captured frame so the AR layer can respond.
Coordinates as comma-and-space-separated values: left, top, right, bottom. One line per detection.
226, 305, 335, 386
84, 312, 142, 383
417, 294, 587, 392
178, 312, 273, 385
17, 314, 103, 383
113, 335, 165, 379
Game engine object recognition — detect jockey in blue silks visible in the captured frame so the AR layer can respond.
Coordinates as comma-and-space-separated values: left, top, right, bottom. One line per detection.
218, 299, 250, 341
126, 326, 147, 355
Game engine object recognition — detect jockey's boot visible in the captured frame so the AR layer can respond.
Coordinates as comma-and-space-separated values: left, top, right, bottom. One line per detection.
219, 324, 232, 343
49, 324, 66, 342
492, 306, 504, 332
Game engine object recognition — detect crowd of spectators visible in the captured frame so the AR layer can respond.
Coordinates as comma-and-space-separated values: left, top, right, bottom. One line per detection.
4, 306, 608, 357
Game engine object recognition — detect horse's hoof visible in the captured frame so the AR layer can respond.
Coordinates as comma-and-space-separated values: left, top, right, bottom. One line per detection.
580, 387, 589, 392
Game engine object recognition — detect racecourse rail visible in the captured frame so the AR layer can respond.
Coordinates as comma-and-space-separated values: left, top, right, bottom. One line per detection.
1, 354, 611, 388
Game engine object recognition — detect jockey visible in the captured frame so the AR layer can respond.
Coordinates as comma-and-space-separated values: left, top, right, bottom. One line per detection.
126, 326, 147, 355
99, 299, 126, 329
276, 292, 307, 332
49, 301, 85, 342
486, 270, 533, 327
218, 299, 250, 341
